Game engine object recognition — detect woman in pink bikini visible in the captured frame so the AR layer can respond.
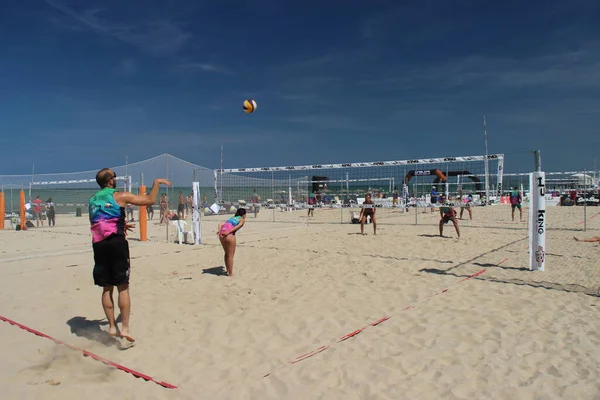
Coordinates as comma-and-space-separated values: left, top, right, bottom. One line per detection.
217, 208, 247, 277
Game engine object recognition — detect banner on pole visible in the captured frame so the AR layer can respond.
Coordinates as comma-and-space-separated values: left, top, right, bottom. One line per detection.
496, 156, 504, 197
529, 172, 546, 271
192, 182, 201, 244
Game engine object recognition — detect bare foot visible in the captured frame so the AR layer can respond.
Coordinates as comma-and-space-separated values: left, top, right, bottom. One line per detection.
108, 327, 118, 337
119, 331, 136, 343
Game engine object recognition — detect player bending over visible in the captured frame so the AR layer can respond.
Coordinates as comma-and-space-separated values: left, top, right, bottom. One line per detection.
459, 194, 473, 220
217, 208, 247, 277
439, 194, 460, 239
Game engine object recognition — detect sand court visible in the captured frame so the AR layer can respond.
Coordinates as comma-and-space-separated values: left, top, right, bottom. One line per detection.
1, 206, 600, 399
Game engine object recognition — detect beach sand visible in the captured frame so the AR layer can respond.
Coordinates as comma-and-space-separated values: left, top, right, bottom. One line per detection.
1, 205, 599, 399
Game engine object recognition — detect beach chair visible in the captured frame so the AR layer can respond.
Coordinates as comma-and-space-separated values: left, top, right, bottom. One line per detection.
172, 220, 194, 244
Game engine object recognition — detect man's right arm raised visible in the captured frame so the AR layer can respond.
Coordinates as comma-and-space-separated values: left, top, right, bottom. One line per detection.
115, 179, 172, 207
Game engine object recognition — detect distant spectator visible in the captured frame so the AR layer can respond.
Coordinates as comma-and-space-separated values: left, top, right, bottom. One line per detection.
251, 188, 261, 218
126, 203, 135, 222
46, 198, 56, 227
147, 203, 154, 220
159, 193, 168, 225
510, 186, 523, 222
186, 193, 193, 218
33, 195, 43, 227
178, 191, 185, 219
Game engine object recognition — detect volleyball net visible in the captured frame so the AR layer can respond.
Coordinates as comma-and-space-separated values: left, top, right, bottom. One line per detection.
1, 153, 597, 234
0, 154, 215, 240
215, 153, 507, 226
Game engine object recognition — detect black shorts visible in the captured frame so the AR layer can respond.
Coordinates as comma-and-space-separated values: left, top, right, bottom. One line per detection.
178, 204, 185, 212
92, 235, 131, 287
442, 215, 454, 224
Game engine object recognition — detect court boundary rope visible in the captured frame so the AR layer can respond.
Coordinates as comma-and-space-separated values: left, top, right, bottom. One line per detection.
0, 315, 177, 389
263, 267, 488, 378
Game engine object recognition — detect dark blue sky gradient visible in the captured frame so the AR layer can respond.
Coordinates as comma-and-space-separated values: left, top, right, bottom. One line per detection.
1, 0, 599, 174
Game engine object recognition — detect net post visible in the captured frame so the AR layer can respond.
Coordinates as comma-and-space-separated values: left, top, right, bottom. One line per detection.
139, 173, 147, 242
413, 183, 418, 225
272, 172, 275, 223
192, 169, 201, 244
0, 189, 5, 230
166, 155, 169, 243
19, 186, 26, 230
583, 168, 587, 232
529, 150, 545, 271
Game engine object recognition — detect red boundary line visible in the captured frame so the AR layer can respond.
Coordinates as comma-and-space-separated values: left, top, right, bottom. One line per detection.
0, 315, 177, 389
578, 211, 600, 225
263, 268, 488, 378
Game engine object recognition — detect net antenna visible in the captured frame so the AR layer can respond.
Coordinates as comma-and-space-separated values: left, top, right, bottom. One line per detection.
484, 115, 490, 205
219, 143, 224, 204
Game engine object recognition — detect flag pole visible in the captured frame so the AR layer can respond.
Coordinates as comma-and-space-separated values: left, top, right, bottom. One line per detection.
484, 115, 490, 205
219, 143, 224, 204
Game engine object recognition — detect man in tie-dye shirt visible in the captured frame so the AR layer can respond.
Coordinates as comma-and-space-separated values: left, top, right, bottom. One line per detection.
89, 168, 171, 342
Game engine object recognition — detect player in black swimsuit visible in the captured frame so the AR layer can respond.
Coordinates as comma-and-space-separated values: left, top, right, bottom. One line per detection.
359, 193, 377, 235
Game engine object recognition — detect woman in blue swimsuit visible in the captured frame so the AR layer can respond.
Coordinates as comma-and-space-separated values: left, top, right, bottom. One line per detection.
217, 208, 247, 277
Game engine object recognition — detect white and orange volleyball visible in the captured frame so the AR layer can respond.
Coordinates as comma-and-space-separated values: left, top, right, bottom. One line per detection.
242, 99, 257, 113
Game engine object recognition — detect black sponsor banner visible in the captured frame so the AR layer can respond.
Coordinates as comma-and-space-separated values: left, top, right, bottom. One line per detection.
560, 193, 600, 206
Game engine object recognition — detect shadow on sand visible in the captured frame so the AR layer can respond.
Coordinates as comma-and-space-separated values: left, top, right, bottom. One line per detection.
202, 266, 228, 276
66, 316, 130, 350
472, 262, 529, 271
418, 234, 451, 239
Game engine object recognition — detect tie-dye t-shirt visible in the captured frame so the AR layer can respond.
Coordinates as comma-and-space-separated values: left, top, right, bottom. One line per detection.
89, 187, 125, 243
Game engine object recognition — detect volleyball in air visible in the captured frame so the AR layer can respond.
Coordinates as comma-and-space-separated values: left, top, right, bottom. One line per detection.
242, 99, 257, 114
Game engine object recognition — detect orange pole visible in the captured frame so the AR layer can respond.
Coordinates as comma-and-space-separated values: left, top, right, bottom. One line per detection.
139, 185, 147, 241
19, 190, 26, 230
0, 192, 5, 229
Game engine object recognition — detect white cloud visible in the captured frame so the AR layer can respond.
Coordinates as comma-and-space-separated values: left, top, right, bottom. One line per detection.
176, 62, 234, 75
360, 42, 600, 94
45, 0, 192, 56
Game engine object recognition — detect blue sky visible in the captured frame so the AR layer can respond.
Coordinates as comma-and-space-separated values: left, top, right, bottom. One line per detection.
1, 0, 599, 175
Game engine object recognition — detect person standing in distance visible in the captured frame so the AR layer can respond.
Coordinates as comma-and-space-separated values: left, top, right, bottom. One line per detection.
89, 168, 171, 342
510, 186, 523, 222
359, 193, 377, 235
